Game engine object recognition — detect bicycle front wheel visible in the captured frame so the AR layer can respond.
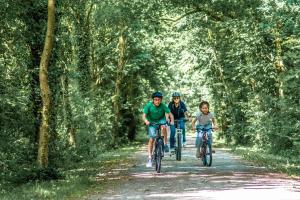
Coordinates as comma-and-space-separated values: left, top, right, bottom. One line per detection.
155, 140, 163, 173
176, 132, 182, 161
203, 145, 212, 166
201, 146, 207, 166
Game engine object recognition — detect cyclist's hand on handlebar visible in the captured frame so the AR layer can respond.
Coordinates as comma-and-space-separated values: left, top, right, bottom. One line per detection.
144, 120, 150, 126
170, 120, 174, 126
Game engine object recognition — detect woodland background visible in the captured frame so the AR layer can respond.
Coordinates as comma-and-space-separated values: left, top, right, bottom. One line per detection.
0, 0, 299, 187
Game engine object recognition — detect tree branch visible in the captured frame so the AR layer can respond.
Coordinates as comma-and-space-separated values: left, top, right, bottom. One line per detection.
160, 9, 200, 22
160, 7, 226, 23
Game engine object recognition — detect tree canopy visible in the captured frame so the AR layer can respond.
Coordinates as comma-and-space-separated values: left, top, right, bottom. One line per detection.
0, 0, 299, 184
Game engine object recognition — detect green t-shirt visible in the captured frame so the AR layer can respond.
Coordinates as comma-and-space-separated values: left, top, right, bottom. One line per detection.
143, 101, 170, 122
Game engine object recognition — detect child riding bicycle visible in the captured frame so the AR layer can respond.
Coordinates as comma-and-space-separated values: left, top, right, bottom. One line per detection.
192, 101, 218, 159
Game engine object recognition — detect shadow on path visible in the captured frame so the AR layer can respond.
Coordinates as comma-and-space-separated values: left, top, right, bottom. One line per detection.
88, 136, 300, 200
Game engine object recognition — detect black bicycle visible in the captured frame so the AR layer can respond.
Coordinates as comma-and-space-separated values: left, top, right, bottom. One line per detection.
150, 122, 166, 173
196, 128, 213, 166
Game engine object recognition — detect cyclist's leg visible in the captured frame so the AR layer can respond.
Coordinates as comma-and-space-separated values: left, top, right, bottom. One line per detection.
195, 125, 204, 158
207, 129, 213, 147
169, 124, 176, 149
179, 118, 186, 144
158, 119, 169, 152
158, 119, 167, 143
147, 126, 156, 164
195, 125, 203, 147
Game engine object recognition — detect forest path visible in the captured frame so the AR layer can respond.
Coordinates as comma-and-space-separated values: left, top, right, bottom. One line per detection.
87, 135, 300, 200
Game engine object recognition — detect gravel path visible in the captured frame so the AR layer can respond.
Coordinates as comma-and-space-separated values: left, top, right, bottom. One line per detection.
87, 135, 300, 200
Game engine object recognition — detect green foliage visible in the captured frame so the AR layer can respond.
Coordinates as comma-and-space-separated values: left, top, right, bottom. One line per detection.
1, 0, 299, 188
232, 147, 300, 176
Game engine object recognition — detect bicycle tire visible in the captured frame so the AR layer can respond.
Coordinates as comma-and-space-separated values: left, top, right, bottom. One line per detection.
201, 146, 207, 166
155, 139, 163, 173
176, 132, 182, 161
206, 145, 212, 166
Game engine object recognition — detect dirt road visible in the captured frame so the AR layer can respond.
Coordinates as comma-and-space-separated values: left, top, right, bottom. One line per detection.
87, 136, 300, 200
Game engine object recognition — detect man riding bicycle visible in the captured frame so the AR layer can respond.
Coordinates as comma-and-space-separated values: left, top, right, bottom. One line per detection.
142, 92, 174, 167
168, 92, 190, 151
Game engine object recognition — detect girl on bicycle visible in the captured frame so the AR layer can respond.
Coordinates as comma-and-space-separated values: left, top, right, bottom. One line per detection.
192, 101, 218, 158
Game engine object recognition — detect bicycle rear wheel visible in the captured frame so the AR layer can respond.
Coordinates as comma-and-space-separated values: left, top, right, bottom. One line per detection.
176, 132, 182, 161
155, 139, 163, 173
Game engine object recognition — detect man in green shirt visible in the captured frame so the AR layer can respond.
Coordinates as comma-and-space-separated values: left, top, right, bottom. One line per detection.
142, 91, 174, 167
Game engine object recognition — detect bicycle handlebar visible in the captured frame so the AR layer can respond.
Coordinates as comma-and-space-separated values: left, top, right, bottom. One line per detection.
196, 127, 216, 132
174, 118, 189, 123
149, 122, 168, 126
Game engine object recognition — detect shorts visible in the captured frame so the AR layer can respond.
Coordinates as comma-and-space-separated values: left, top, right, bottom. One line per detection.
148, 119, 167, 138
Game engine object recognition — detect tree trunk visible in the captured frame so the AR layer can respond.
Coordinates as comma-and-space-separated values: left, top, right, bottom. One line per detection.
23, 1, 46, 159
73, 3, 93, 96
112, 31, 126, 147
61, 72, 76, 146
126, 74, 137, 141
274, 34, 285, 98
37, 0, 55, 168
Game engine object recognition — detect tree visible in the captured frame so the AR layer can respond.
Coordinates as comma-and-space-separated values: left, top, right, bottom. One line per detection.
37, 0, 55, 168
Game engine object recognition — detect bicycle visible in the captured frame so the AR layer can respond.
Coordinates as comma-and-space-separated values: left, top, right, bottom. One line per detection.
150, 122, 167, 173
196, 128, 213, 166
170, 119, 188, 161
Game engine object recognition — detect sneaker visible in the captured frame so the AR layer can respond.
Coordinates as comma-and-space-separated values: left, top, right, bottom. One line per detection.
146, 159, 152, 167
164, 144, 169, 153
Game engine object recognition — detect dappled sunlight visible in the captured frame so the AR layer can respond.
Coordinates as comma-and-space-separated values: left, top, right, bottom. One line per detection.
100, 187, 300, 200
34, 187, 56, 199
144, 188, 300, 200
89, 138, 300, 200
131, 171, 191, 179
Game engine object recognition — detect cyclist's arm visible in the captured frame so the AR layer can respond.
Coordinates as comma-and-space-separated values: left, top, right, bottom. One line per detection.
169, 112, 174, 125
165, 112, 174, 125
212, 117, 218, 130
142, 113, 150, 125
191, 118, 197, 132
184, 111, 192, 121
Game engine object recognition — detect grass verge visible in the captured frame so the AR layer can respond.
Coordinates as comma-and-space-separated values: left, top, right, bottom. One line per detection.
0, 145, 140, 200
230, 147, 300, 177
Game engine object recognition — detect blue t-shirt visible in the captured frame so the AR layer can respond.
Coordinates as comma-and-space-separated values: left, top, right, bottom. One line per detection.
168, 101, 187, 119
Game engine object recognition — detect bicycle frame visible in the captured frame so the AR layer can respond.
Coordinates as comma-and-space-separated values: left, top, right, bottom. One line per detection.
173, 119, 183, 161
196, 128, 213, 166
150, 122, 167, 173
